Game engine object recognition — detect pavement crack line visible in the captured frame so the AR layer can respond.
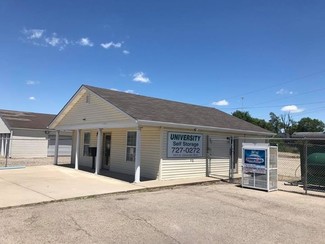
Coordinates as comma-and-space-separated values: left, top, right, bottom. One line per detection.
0, 176, 56, 200
119, 210, 180, 244
69, 215, 92, 237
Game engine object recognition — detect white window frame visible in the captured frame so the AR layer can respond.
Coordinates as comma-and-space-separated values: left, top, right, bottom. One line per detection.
83, 131, 91, 156
126, 131, 137, 162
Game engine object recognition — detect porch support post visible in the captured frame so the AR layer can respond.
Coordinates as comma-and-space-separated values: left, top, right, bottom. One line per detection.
75, 129, 80, 170
95, 128, 103, 175
54, 130, 60, 165
4, 134, 8, 158
134, 127, 142, 183
1, 134, 4, 156
8, 131, 13, 158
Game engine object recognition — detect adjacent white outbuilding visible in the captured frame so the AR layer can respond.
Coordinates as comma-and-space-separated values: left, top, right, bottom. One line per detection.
49, 85, 273, 182
0, 110, 71, 158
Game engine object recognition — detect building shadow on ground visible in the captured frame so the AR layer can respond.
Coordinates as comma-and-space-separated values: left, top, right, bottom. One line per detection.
58, 164, 151, 183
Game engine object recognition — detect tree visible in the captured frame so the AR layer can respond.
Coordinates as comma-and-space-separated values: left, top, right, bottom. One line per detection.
296, 117, 325, 132
280, 113, 297, 135
232, 110, 253, 123
232, 110, 271, 131
269, 112, 281, 134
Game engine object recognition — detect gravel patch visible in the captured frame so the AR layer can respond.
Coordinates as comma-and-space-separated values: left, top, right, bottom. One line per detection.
0, 157, 71, 167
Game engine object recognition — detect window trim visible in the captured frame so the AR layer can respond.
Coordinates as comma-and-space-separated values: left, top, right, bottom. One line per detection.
83, 131, 91, 156
125, 131, 137, 162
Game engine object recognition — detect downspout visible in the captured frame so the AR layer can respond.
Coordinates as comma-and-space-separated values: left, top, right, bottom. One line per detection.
134, 126, 142, 183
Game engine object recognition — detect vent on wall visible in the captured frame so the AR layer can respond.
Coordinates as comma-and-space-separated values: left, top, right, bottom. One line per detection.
86, 94, 90, 104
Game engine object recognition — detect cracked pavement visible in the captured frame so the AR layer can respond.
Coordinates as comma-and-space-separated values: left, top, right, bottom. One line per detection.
0, 183, 324, 243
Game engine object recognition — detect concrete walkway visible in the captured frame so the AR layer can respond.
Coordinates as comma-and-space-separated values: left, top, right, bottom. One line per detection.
0, 165, 219, 209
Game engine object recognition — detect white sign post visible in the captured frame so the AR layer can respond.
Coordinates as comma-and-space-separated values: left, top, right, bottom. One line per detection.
167, 132, 203, 158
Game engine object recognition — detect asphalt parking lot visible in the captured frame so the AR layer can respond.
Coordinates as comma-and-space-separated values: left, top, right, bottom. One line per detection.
0, 182, 324, 244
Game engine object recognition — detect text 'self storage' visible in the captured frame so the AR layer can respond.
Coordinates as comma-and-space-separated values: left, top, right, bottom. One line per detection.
241, 143, 278, 192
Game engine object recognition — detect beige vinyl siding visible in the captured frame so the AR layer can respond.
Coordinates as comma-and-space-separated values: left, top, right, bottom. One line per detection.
160, 130, 245, 180
0, 118, 10, 133
140, 127, 161, 179
110, 128, 134, 175
109, 127, 161, 179
76, 130, 98, 167
57, 91, 132, 127
10, 130, 48, 158
70, 127, 161, 179
161, 129, 208, 180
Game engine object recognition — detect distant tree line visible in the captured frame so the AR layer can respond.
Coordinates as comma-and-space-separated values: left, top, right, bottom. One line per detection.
232, 110, 325, 135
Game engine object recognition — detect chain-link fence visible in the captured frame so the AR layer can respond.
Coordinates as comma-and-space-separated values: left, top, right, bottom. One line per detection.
236, 137, 325, 195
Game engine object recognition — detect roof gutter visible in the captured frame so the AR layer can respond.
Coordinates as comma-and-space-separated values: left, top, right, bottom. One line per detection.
137, 120, 275, 136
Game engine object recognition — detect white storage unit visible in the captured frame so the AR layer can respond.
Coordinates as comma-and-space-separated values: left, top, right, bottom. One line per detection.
241, 143, 278, 192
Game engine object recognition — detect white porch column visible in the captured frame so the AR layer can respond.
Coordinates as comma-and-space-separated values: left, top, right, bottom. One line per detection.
95, 128, 103, 175
75, 129, 80, 170
54, 130, 60, 165
4, 134, 9, 158
1, 134, 4, 156
134, 127, 142, 183
8, 131, 13, 158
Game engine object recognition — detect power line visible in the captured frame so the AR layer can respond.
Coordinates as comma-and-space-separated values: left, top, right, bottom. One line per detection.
222, 69, 325, 102
222, 100, 325, 110
248, 86, 325, 107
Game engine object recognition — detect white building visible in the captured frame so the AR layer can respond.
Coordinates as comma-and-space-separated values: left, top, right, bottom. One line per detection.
49, 85, 273, 182
0, 109, 71, 158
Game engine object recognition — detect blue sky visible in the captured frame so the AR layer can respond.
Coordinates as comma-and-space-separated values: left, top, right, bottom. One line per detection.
1, 0, 325, 122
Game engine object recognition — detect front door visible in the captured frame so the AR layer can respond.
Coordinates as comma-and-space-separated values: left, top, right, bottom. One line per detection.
102, 133, 111, 170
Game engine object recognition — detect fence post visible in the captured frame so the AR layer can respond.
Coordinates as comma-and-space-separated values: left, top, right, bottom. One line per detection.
229, 137, 234, 183
303, 141, 308, 195
206, 135, 209, 177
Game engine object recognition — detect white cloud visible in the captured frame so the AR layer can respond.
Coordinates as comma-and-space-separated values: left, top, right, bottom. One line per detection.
133, 72, 150, 83
22, 28, 45, 39
212, 99, 229, 106
101, 41, 122, 49
45, 34, 69, 50
276, 88, 294, 95
78, 38, 94, 47
123, 50, 130, 55
125, 89, 136, 94
26, 80, 40, 85
281, 105, 304, 113
29, 96, 36, 101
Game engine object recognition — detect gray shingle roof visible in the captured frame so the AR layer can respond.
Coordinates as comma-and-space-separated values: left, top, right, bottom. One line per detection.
0, 109, 55, 130
85, 85, 271, 134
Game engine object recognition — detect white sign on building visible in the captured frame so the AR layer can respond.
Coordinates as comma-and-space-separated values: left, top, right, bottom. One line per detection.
167, 132, 203, 158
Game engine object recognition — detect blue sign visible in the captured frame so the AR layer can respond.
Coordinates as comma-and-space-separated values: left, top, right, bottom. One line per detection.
243, 149, 267, 174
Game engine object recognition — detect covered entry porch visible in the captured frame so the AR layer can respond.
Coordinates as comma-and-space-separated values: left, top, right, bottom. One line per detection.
52, 124, 143, 183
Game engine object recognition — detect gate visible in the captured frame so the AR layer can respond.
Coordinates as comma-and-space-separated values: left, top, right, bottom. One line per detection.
207, 136, 233, 180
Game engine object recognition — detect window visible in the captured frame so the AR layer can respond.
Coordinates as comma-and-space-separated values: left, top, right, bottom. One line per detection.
83, 132, 91, 156
126, 131, 137, 162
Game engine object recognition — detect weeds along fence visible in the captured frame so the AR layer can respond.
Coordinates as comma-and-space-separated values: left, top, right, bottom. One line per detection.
0, 137, 71, 168
238, 137, 325, 195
